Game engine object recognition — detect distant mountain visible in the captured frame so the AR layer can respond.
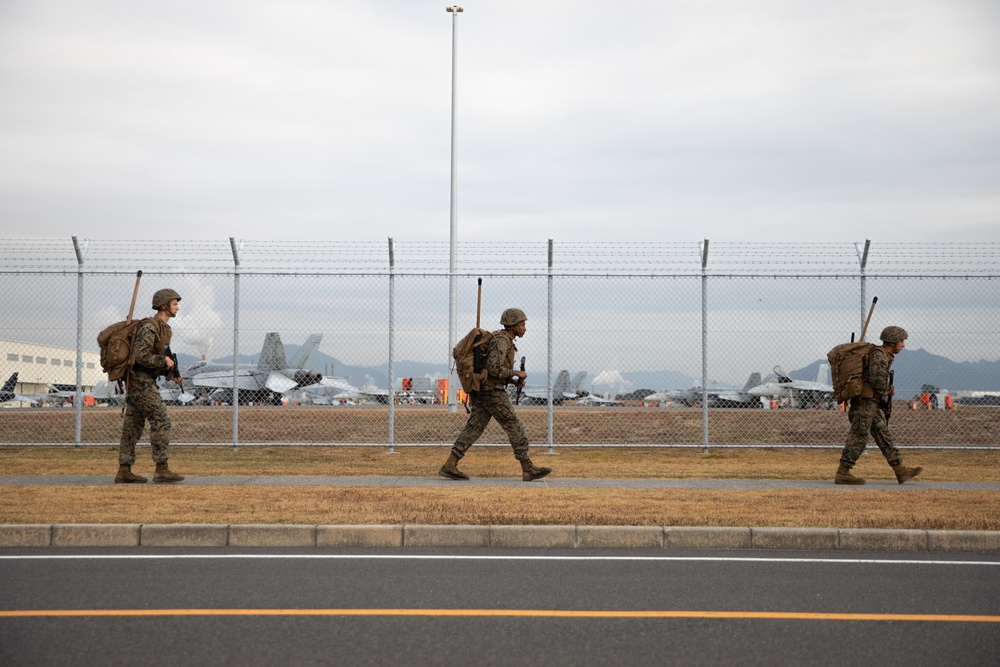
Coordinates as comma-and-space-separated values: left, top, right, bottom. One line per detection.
175, 352, 201, 369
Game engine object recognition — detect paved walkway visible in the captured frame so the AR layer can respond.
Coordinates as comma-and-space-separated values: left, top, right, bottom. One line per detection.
2, 475, 999, 490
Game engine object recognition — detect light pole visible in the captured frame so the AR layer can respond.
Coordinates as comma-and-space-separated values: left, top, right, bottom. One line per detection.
446, 5, 463, 411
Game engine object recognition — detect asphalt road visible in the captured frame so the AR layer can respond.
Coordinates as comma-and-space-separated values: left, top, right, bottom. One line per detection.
2, 547, 998, 666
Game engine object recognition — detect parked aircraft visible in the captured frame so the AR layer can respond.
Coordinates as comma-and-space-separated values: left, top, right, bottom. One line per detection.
333, 375, 391, 404
745, 364, 836, 409
296, 376, 363, 405
89, 380, 125, 406
187, 333, 325, 405
515, 370, 589, 405
1, 372, 20, 403
644, 373, 763, 409
576, 393, 624, 406
642, 387, 689, 404
0, 373, 80, 406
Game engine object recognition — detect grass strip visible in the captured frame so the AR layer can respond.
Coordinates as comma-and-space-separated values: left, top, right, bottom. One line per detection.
2, 486, 997, 530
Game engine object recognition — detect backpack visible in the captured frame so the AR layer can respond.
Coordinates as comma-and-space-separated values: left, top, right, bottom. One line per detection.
826, 341, 876, 404
452, 327, 493, 395
97, 318, 148, 388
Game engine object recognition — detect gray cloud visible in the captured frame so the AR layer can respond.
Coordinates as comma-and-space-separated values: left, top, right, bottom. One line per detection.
0, 0, 997, 243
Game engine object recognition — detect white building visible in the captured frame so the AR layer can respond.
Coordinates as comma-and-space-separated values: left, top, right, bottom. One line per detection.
1, 339, 103, 398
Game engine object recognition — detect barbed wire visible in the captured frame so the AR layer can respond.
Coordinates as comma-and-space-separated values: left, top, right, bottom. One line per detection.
1, 239, 998, 277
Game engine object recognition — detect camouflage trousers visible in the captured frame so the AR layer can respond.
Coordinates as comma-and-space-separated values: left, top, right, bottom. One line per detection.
451, 388, 530, 461
119, 375, 171, 465
839, 398, 901, 469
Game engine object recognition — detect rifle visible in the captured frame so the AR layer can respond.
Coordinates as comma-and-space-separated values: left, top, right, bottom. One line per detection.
476, 277, 482, 329
128, 270, 142, 324
119, 270, 143, 399
881, 370, 894, 424
514, 356, 526, 405
859, 296, 877, 341
164, 345, 182, 384
473, 279, 485, 375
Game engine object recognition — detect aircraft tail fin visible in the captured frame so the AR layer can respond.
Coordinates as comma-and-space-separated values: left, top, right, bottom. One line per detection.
256, 333, 287, 372
2, 372, 17, 394
288, 334, 323, 370
553, 370, 571, 393
569, 371, 587, 393
816, 363, 831, 385
743, 372, 762, 391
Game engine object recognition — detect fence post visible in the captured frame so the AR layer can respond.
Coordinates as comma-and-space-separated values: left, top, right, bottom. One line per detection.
72, 236, 88, 447
230, 237, 242, 451
701, 239, 710, 454
388, 238, 396, 453
546, 239, 554, 453
856, 239, 871, 335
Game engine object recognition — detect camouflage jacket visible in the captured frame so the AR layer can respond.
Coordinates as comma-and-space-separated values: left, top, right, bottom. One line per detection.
482, 329, 517, 390
133, 317, 172, 376
861, 346, 894, 400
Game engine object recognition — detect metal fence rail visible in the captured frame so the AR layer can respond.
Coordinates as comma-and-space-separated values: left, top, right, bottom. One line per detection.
1, 238, 998, 450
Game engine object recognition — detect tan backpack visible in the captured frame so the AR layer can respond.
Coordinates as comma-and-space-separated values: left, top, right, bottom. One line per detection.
96, 270, 146, 392
97, 318, 154, 387
827, 341, 876, 404
452, 327, 493, 395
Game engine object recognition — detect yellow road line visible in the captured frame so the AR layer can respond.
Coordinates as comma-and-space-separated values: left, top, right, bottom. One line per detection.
1, 609, 998, 623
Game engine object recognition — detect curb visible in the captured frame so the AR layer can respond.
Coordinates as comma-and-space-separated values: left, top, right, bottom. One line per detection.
1, 524, 999, 553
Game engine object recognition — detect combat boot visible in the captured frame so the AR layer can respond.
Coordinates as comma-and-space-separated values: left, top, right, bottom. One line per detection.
438, 453, 470, 480
114, 464, 148, 484
153, 461, 185, 483
520, 458, 552, 482
892, 463, 923, 484
834, 463, 865, 485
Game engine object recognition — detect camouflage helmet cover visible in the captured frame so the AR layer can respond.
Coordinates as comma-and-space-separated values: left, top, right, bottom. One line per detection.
152, 288, 182, 310
500, 308, 527, 326
880, 325, 908, 343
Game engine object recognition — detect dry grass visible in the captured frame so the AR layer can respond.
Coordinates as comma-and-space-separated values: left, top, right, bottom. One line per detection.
0, 486, 995, 530
3, 404, 999, 446
1, 446, 998, 529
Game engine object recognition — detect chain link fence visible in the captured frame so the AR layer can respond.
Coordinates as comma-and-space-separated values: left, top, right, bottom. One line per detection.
1, 239, 997, 450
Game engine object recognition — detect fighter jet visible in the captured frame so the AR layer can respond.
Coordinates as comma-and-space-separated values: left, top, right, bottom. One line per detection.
187, 333, 325, 405
332, 375, 391, 404
0, 373, 79, 406
745, 364, 836, 409
515, 370, 589, 405
296, 376, 363, 405
0, 372, 22, 403
576, 392, 624, 406
644, 373, 763, 409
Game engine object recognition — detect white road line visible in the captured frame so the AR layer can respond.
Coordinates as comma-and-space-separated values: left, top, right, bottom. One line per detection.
1, 554, 998, 566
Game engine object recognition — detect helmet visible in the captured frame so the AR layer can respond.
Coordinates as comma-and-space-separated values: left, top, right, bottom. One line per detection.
152, 288, 182, 310
500, 308, 527, 326
880, 326, 908, 343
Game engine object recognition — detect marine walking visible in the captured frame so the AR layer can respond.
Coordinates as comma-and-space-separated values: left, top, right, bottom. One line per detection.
835, 325, 923, 485
115, 288, 186, 484
440, 308, 552, 482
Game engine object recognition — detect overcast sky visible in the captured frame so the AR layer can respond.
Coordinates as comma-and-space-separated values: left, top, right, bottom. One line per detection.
1, 0, 998, 245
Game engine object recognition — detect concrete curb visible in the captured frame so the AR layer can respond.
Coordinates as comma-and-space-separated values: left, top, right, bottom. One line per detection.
1, 524, 999, 553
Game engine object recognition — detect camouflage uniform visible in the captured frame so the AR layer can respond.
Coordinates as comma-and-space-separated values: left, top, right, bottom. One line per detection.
839, 346, 901, 468
451, 330, 530, 461
118, 318, 172, 465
